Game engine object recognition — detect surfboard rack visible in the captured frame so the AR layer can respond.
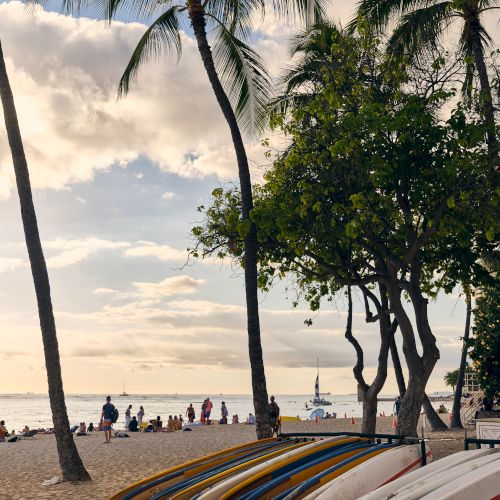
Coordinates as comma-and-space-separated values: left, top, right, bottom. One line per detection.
464, 438, 500, 450
279, 432, 429, 467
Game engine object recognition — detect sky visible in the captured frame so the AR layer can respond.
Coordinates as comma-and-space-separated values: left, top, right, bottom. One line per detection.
0, 0, 497, 396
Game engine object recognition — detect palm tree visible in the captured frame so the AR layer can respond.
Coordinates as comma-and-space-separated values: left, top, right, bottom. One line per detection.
444, 369, 459, 391
101, 0, 325, 438
353, 0, 498, 165
0, 41, 90, 481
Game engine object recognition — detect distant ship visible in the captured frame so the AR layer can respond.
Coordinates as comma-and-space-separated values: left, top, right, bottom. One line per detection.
119, 383, 129, 397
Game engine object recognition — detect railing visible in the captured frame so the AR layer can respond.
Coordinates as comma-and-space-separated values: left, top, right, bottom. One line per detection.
461, 390, 484, 425
465, 438, 500, 450
279, 432, 428, 466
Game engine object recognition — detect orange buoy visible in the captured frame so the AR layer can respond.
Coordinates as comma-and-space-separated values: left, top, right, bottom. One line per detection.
351, 416, 355, 425
392, 417, 397, 428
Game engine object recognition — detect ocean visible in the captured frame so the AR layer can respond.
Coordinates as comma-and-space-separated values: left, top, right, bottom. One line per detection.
0, 393, 451, 431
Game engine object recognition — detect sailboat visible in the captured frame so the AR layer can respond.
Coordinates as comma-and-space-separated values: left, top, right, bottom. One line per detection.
312, 359, 332, 406
119, 382, 129, 397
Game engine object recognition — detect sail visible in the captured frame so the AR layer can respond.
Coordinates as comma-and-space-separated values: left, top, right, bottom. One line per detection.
314, 374, 320, 401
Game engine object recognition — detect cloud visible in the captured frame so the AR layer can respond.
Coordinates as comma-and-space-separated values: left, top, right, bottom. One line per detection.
43, 237, 130, 268
0, 2, 256, 199
93, 287, 118, 295
161, 191, 176, 201
132, 275, 205, 299
0, 257, 25, 273
124, 241, 187, 261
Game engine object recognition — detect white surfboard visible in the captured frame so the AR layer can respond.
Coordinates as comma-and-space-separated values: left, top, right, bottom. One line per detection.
360, 448, 500, 499
197, 436, 352, 500
421, 457, 500, 500
388, 452, 500, 499
306, 445, 427, 500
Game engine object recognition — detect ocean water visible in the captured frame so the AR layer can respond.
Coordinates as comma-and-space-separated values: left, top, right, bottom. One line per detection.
0, 393, 451, 432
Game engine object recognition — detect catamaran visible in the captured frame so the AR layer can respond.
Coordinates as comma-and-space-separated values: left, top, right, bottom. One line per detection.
312, 359, 332, 406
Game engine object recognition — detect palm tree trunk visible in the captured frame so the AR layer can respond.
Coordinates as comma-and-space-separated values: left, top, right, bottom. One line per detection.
422, 393, 448, 431
469, 14, 498, 166
0, 41, 90, 481
188, 3, 272, 439
451, 288, 472, 428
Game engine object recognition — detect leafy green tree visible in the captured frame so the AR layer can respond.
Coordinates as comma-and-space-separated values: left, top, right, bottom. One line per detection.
352, 0, 498, 166
0, 43, 90, 481
468, 281, 500, 399
94, 0, 326, 439
194, 28, 497, 436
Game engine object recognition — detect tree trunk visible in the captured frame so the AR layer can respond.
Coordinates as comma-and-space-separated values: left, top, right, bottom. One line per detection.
0, 42, 90, 481
469, 14, 498, 167
390, 337, 406, 398
361, 387, 378, 434
396, 375, 425, 437
422, 394, 448, 431
188, 3, 271, 439
451, 289, 472, 428
390, 338, 446, 431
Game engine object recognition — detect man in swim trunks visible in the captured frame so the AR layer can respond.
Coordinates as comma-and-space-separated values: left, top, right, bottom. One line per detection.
101, 395, 115, 443
269, 395, 280, 435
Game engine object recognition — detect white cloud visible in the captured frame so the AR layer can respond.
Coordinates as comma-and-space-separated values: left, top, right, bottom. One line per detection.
161, 191, 176, 201
124, 241, 186, 261
132, 275, 205, 299
0, 2, 247, 199
93, 287, 118, 295
43, 237, 130, 268
0, 257, 25, 273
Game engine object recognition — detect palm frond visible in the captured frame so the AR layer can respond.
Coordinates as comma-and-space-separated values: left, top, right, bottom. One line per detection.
209, 16, 272, 135
104, 0, 174, 22
266, 0, 328, 25
204, 0, 262, 38
118, 6, 182, 96
387, 1, 453, 60
350, 0, 437, 33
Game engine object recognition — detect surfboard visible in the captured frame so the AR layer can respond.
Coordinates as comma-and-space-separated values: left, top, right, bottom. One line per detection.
306, 444, 429, 500
359, 448, 499, 500
197, 436, 364, 500
152, 440, 310, 500
421, 457, 500, 500
388, 452, 500, 500
111, 438, 281, 500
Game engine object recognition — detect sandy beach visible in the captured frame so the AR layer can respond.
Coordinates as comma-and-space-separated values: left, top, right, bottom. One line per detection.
0, 417, 473, 499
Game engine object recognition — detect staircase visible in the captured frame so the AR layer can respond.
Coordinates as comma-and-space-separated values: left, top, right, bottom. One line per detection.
461, 391, 484, 425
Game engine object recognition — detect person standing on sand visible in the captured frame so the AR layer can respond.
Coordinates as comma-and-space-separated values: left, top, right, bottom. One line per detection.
393, 396, 402, 418
137, 406, 145, 429
125, 404, 132, 430
201, 399, 207, 425
101, 395, 115, 444
269, 395, 280, 435
186, 403, 195, 423
221, 401, 228, 424
205, 397, 213, 425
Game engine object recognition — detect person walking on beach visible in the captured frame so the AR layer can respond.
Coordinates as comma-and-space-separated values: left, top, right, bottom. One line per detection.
186, 403, 195, 424
221, 401, 229, 424
393, 396, 402, 418
125, 404, 132, 430
269, 395, 280, 435
101, 395, 115, 444
137, 406, 145, 429
205, 397, 213, 425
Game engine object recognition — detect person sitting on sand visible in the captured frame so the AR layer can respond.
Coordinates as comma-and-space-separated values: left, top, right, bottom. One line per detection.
128, 416, 139, 432
232, 414, 239, 424
22, 425, 30, 434
88, 422, 94, 432
77, 422, 87, 436
246, 413, 256, 425
179, 415, 184, 426
173, 415, 182, 431
167, 415, 175, 432
0, 420, 7, 442
152, 416, 163, 431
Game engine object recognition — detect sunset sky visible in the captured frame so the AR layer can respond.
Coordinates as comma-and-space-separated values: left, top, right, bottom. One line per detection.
0, 0, 497, 396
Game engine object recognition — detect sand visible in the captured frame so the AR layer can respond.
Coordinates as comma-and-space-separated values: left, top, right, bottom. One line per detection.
0, 417, 473, 499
